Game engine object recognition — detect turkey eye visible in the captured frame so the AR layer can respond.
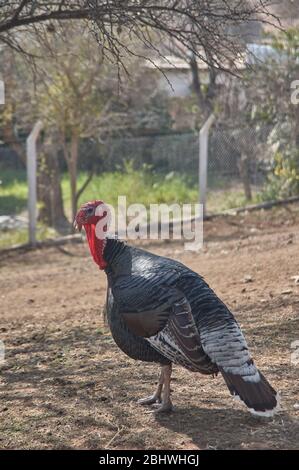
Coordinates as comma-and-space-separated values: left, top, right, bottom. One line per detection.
87, 208, 93, 214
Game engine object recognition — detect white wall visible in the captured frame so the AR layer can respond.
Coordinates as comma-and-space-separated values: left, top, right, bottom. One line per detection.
156, 69, 212, 97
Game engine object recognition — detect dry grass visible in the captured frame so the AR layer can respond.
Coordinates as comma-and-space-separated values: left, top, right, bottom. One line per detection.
0, 205, 298, 449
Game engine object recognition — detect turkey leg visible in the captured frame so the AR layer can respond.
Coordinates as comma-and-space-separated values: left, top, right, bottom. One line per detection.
137, 366, 164, 405
153, 364, 173, 413
138, 364, 173, 413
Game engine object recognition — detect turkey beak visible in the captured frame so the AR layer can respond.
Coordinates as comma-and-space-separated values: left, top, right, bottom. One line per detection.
73, 220, 82, 232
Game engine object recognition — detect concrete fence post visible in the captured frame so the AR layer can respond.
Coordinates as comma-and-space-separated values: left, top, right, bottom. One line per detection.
26, 121, 43, 246
199, 114, 215, 217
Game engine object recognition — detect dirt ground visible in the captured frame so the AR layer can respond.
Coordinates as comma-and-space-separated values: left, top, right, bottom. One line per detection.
0, 205, 299, 450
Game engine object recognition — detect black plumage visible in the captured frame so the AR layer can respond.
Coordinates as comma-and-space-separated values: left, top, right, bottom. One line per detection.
102, 238, 278, 416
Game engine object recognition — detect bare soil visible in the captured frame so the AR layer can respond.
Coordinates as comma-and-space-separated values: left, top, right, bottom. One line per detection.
0, 205, 299, 450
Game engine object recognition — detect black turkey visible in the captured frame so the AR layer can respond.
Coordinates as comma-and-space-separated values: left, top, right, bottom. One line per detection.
75, 200, 279, 416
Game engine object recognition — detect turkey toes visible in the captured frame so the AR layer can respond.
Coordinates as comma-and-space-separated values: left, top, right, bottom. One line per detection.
137, 395, 162, 406
150, 400, 174, 413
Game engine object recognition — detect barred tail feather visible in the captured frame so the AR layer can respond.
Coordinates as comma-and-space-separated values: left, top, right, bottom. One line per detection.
221, 368, 280, 417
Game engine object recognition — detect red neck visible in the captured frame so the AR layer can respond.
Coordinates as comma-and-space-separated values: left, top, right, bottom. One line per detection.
84, 223, 107, 269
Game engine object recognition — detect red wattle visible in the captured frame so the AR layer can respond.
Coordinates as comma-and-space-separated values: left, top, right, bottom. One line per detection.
84, 223, 107, 269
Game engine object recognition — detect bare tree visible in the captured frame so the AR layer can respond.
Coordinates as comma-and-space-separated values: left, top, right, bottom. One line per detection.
26, 24, 128, 224
3, 21, 171, 226
162, 40, 219, 123
0, 45, 70, 230
0, 1, 278, 72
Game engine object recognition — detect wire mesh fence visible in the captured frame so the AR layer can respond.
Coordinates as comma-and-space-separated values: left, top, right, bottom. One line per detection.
100, 132, 199, 176
0, 123, 283, 248
99, 124, 275, 189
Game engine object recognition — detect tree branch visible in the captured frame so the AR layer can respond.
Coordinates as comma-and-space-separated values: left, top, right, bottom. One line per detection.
0, 8, 90, 33
0, 1, 279, 73
75, 167, 95, 205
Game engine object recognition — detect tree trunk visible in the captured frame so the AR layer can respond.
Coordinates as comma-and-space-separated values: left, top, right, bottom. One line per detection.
37, 141, 69, 232
189, 53, 203, 101
238, 153, 252, 201
189, 52, 216, 122
67, 134, 79, 226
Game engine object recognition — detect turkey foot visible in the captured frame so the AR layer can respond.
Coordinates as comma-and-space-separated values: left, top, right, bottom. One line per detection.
151, 400, 173, 413
138, 394, 162, 406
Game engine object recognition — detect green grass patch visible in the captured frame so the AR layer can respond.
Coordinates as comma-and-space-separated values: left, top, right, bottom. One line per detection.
0, 224, 57, 250
207, 188, 260, 213
0, 168, 262, 219
1, 165, 263, 248
61, 164, 199, 214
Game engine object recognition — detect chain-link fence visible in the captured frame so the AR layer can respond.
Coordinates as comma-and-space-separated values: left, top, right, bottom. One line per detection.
98, 124, 275, 195
0, 124, 283, 248
99, 132, 199, 175
102, 125, 273, 173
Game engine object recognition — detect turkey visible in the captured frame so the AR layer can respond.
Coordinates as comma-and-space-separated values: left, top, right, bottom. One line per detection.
74, 200, 279, 416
